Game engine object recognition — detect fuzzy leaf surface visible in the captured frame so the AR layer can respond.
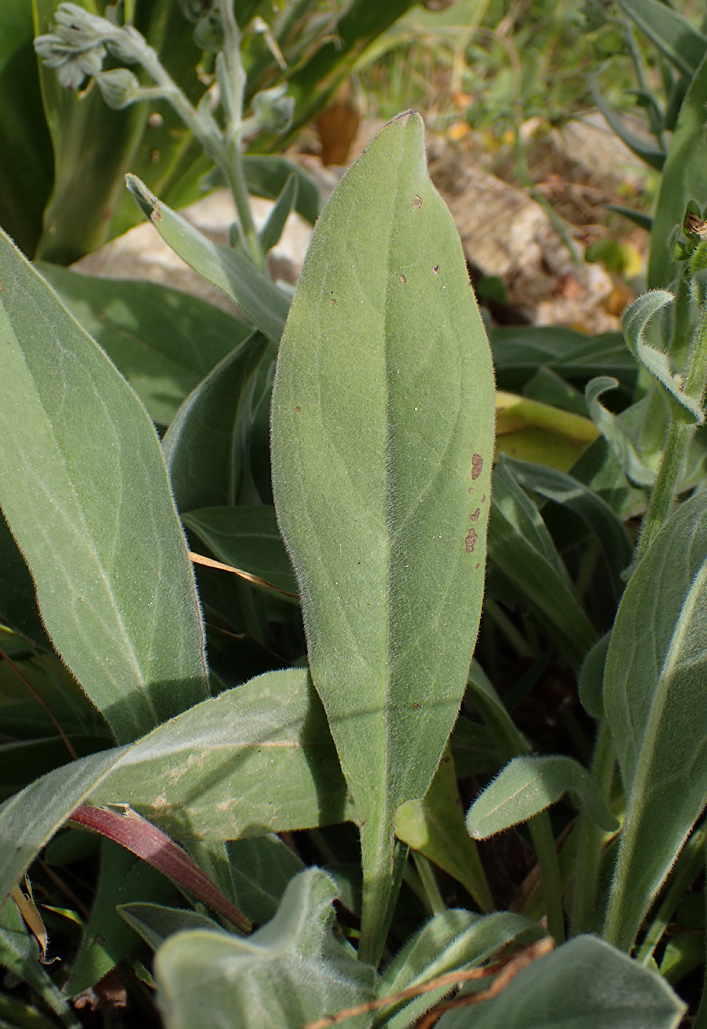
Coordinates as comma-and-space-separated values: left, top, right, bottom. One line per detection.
270, 113, 494, 956
604, 488, 707, 948
0, 670, 351, 909
0, 230, 208, 744
437, 936, 684, 1029
155, 869, 376, 1029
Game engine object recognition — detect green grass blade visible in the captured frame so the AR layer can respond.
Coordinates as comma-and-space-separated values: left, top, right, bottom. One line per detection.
270, 112, 495, 962
0, 230, 209, 743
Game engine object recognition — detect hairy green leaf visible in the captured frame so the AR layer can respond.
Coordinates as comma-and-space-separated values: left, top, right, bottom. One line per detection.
38, 263, 249, 426
0, 229, 209, 744
0, 669, 352, 910
604, 488, 707, 949
126, 174, 290, 343
437, 936, 684, 1029
162, 333, 271, 512
270, 112, 495, 960
155, 869, 376, 1029
466, 755, 618, 839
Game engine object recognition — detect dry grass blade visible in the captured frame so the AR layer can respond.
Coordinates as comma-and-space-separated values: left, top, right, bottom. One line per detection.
188, 550, 299, 599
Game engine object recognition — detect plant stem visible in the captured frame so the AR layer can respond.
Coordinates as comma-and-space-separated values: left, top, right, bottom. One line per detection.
634, 418, 689, 567
412, 852, 446, 916
483, 598, 534, 659
528, 813, 565, 943
358, 827, 406, 966
215, 0, 266, 270
569, 722, 616, 935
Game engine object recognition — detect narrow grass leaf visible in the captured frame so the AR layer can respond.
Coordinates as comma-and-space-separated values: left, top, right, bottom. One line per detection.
604, 488, 707, 949
505, 457, 633, 592
617, 0, 707, 79
0, 230, 209, 744
258, 173, 298, 253
270, 112, 495, 959
466, 755, 618, 839
487, 463, 596, 666
0, 900, 80, 1028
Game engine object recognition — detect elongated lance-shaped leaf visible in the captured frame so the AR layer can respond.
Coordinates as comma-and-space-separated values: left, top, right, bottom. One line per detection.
0, 230, 209, 744
125, 175, 290, 344
270, 112, 495, 962
0, 669, 352, 912
466, 755, 618, 840
603, 488, 707, 950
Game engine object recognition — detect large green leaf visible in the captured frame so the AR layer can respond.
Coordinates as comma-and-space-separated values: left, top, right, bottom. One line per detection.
0, 669, 352, 910
603, 488, 707, 950
395, 751, 493, 913
0, 229, 209, 744
155, 869, 376, 1029
270, 112, 495, 961
437, 936, 684, 1029
649, 52, 707, 289
38, 262, 250, 426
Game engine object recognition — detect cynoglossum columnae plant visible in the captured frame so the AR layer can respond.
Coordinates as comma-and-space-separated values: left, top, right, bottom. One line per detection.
0, 1, 705, 1026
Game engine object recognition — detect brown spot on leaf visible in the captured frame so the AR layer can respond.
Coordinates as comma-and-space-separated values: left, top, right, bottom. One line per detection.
470, 508, 481, 521
411, 194, 423, 209
411, 702, 421, 710
149, 204, 162, 223
471, 454, 484, 480
465, 527, 478, 553
399, 274, 407, 284
295, 406, 301, 412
